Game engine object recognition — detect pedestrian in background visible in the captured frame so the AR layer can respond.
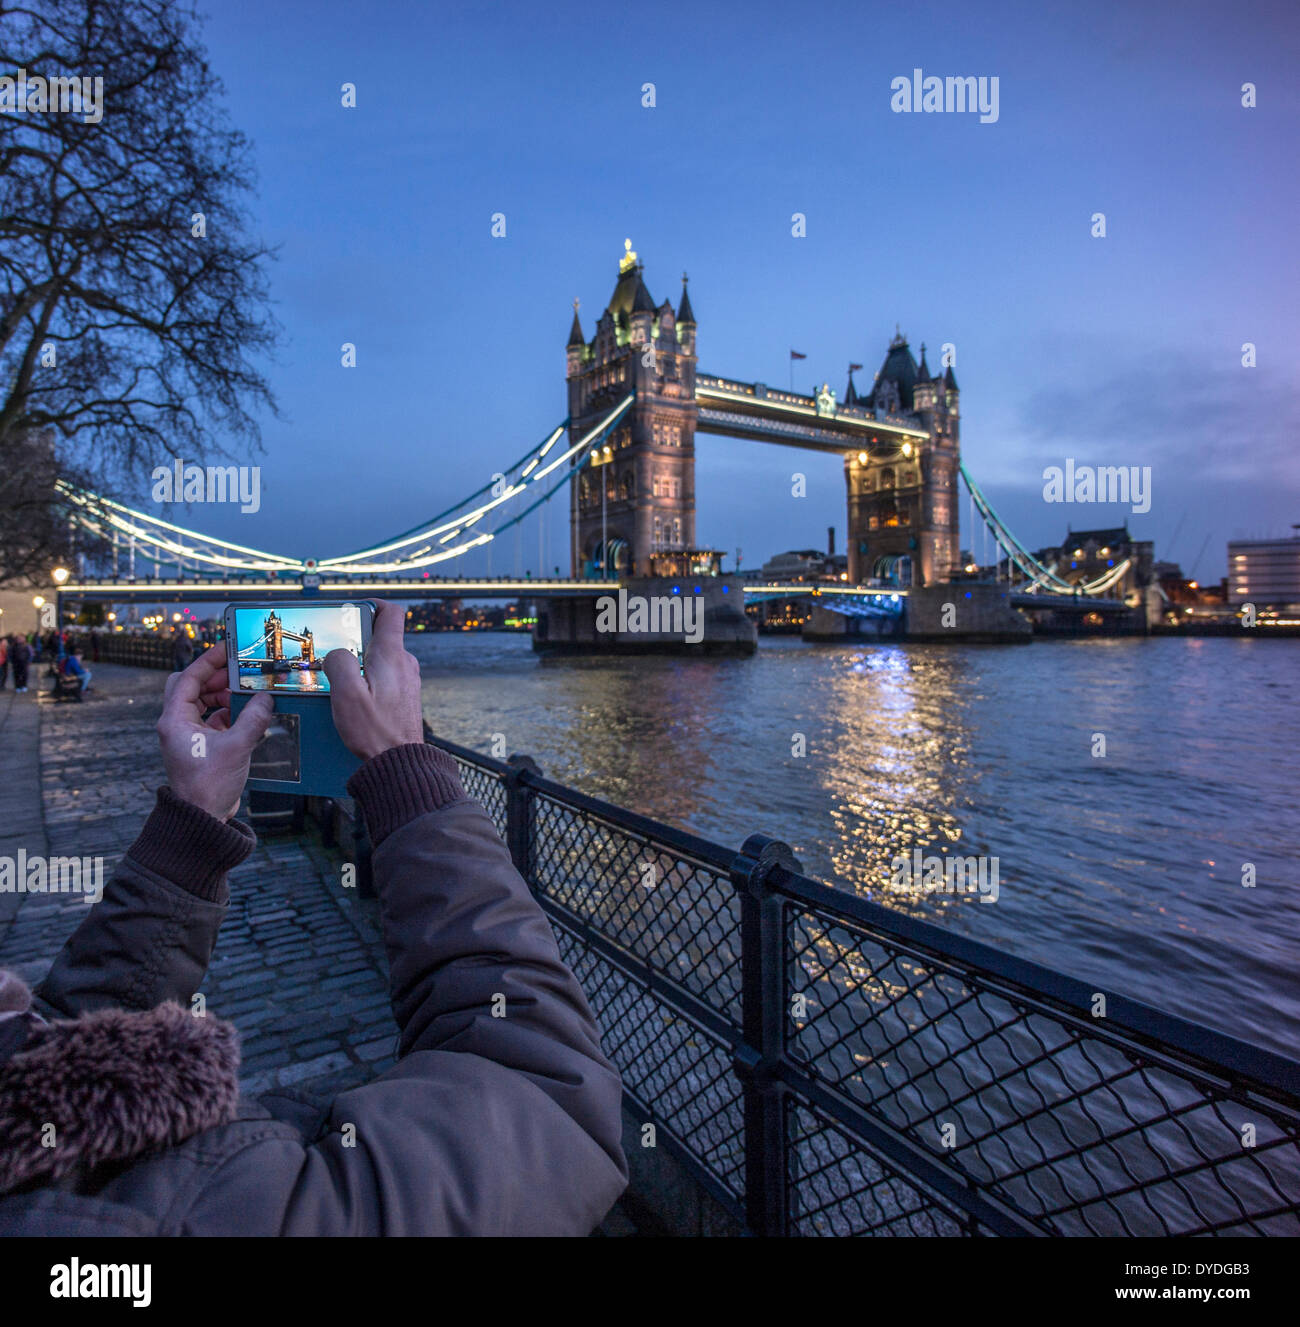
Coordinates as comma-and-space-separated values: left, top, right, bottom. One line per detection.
11, 636, 31, 693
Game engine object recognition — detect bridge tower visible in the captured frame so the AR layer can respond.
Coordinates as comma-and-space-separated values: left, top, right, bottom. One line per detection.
845, 333, 961, 587
566, 240, 698, 577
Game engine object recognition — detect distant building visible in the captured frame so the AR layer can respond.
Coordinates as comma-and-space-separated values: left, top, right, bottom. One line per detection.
1228, 532, 1300, 606
759, 534, 848, 583
1033, 525, 1154, 601
760, 549, 828, 581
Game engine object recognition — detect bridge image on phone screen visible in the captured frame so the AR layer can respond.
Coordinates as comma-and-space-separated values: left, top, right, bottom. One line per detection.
233, 604, 364, 693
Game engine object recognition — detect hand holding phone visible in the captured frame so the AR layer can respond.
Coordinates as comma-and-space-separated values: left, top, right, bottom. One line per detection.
322, 601, 424, 761
159, 643, 274, 820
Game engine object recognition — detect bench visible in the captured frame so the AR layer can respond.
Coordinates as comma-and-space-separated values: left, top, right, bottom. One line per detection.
52, 670, 85, 702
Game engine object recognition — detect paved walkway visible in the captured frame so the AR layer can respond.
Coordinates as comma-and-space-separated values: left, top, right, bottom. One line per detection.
0, 684, 47, 939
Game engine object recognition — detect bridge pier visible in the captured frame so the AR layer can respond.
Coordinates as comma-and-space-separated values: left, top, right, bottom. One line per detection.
533, 576, 756, 656
904, 583, 1032, 642
802, 602, 904, 642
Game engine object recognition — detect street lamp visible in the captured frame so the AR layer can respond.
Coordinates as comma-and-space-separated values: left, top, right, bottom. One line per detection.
51, 566, 69, 585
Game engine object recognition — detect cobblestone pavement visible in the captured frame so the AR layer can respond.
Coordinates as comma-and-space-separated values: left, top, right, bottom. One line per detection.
0, 662, 398, 1102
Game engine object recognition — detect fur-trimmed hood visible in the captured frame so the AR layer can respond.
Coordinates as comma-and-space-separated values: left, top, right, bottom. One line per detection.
0, 971, 241, 1196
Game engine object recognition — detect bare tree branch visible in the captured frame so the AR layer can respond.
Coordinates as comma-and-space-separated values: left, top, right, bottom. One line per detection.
0, 0, 280, 583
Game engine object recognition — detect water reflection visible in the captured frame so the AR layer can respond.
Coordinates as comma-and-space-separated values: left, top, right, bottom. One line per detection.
413, 631, 1300, 1058
818, 647, 978, 914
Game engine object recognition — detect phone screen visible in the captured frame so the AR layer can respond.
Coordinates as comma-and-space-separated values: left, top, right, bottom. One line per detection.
231, 603, 367, 694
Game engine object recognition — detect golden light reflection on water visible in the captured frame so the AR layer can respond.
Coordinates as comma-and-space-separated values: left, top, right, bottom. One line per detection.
821, 649, 973, 917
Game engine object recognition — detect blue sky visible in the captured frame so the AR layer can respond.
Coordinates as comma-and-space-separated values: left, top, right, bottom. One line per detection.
179, 0, 1299, 583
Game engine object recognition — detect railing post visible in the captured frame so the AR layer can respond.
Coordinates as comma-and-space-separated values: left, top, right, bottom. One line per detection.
351, 802, 375, 899
504, 754, 542, 882
733, 833, 802, 1237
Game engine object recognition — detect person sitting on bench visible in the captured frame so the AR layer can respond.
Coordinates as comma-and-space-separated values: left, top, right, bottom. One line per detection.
59, 646, 92, 695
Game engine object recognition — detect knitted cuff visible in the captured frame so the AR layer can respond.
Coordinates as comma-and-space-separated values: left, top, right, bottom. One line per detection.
346, 742, 467, 848
125, 787, 256, 903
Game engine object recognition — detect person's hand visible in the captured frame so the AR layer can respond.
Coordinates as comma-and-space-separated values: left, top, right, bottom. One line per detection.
323, 601, 423, 760
157, 643, 275, 821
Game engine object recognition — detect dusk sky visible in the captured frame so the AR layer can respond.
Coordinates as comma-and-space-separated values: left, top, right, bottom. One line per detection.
176, 0, 1299, 584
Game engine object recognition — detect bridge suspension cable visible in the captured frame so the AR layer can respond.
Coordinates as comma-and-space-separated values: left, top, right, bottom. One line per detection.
57, 395, 634, 581
319, 395, 633, 574
958, 464, 1129, 597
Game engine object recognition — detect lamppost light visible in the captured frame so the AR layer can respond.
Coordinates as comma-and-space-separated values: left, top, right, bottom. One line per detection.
32, 595, 45, 608
51, 566, 70, 584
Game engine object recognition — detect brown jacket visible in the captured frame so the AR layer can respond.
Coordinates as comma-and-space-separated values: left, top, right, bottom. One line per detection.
0, 743, 627, 1235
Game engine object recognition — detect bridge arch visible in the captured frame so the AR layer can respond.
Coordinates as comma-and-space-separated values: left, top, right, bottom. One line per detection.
583, 531, 631, 577
872, 553, 913, 588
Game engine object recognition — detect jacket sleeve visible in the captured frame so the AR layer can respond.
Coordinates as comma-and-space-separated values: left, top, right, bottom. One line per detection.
183, 743, 629, 1236
35, 789, 249, 1018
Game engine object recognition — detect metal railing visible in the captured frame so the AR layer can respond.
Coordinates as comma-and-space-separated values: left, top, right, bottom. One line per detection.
45, 632, 188, 670
435, 737, 1300, 1238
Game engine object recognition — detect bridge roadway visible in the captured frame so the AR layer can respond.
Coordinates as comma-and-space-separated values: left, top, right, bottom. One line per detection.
58, 577, 912, 604
694, 375, 929, 453
60, 577, 1125, 616
1009, 591, 1130, 613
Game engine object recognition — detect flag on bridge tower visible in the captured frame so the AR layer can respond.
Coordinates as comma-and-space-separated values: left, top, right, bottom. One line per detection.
789, 350, 807, 360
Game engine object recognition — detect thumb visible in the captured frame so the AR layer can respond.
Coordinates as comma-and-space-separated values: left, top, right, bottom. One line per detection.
229, 691, 274, 750
323, 646, 366, 698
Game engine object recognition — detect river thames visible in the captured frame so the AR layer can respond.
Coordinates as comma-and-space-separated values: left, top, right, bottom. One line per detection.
411, 631, 1299, 1059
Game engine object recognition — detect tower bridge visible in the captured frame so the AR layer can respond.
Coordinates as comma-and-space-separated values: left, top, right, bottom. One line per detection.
236, 610, 320, 670
566, 239, 960, 589
53, 239, 1148, 639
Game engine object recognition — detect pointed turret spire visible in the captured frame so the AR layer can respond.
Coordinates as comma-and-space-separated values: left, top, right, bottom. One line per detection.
944, 363, 959, 391
677, 271, 696, 325
631, 265, 656, 314
916, 342, 931, 382
566, 297, 585, 348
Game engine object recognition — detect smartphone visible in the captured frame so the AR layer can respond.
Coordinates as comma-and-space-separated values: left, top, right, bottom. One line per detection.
223, 601, 375, 697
